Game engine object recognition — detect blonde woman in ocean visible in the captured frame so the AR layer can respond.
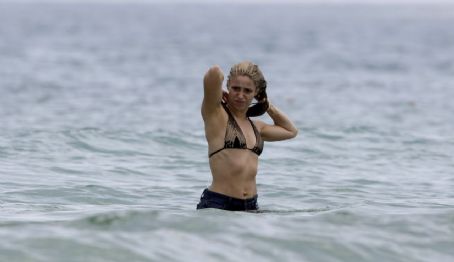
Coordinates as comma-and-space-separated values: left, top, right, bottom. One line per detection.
197, 61, 298, 211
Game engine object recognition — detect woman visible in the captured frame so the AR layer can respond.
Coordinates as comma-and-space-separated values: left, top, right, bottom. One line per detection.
197, 61, 298, 211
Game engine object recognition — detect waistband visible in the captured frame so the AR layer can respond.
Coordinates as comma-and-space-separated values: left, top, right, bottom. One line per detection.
202, 188, 258, 204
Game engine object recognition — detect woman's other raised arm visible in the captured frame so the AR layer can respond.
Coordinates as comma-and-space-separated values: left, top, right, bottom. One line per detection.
256, 102, 298, 142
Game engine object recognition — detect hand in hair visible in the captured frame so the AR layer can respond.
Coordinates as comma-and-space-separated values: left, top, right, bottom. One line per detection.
247, 89, 269, 117
222, 90, 229, 103
255, 89, 268, 103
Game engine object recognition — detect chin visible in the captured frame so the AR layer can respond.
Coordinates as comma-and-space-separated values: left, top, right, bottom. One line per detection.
236, 104, 249, 111
229, 101, 246, 110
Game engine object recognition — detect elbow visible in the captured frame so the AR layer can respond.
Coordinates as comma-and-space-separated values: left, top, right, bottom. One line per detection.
290, 128, 298, 139
204, 65, 224, 84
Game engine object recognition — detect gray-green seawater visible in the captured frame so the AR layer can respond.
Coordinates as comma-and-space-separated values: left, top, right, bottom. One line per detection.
1, 2, 454, 261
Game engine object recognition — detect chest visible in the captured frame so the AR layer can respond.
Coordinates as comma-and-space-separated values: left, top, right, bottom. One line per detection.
232, 118, 257, 148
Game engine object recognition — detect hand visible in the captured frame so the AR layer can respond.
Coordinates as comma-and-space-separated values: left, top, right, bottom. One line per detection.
266, 101, 274, 113
222, 90, 229, 103
258, 96, 267, 103
255, 89, 268, 104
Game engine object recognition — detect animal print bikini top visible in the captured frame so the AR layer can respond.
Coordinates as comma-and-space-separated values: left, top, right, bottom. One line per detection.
209, 103, 263, 158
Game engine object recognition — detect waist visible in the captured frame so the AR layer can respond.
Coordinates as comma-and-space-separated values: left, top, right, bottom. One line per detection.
197, 188, 259, 211
204, 188, 257, 204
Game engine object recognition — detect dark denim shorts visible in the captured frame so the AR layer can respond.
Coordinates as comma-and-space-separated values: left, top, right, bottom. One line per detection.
196, 188, 259, 211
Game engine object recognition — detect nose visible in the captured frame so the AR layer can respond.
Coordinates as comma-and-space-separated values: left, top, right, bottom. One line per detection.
237, 90, 247, 100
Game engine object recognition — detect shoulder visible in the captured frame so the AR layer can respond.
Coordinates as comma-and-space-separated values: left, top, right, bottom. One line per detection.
251, 119, 268, 132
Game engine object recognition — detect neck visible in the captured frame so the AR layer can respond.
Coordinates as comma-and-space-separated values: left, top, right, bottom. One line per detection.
226, 103, 248, 120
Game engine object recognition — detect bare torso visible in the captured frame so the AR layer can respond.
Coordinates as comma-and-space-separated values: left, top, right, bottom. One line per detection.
208, 149, 258, 198
205, 105, 261, 199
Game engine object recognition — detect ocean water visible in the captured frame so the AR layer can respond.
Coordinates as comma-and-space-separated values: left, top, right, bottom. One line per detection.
1, 2, 454, 261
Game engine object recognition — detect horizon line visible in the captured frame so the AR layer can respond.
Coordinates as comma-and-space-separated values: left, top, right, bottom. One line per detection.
1, 0, 454, 4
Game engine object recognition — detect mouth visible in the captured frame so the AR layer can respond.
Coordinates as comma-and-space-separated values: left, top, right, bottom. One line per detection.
233, 100, 246, 106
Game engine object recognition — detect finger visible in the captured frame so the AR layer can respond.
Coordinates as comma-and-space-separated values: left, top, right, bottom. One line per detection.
222, 91, 229, 102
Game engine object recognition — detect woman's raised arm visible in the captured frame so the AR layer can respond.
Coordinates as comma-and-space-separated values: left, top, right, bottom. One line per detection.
201, 65, 224, 119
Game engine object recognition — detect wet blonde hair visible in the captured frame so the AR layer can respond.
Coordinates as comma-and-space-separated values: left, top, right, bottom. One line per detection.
227, 61, 269, 117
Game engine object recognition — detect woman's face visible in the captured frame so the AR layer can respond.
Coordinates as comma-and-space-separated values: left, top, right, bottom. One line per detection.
227, 75, 258, 111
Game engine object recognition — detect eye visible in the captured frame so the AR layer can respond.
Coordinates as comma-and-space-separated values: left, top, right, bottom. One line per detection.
231, 86, 241, 91
244, 88, 253, 94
